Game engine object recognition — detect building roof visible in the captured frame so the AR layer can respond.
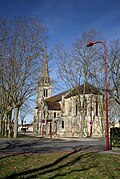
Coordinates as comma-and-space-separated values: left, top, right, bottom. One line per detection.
46, 90, 69, 102
65, 82, 102, 98
46, 101, 61, 110
45, 82, 102, 110
46, 82, 102, 102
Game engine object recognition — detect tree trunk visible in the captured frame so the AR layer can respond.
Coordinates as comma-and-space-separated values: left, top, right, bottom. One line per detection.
4, 114, 8, 137
0, 113, 2, 135
8, 110, 12, 137
2, 116, 5, 136
13, 107, 19, 138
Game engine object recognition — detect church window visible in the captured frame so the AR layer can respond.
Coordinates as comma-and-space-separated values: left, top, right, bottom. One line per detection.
96, 98, 98, 116
90, 97, 93, 116
43, 89, 48, 97
83, 98, 87, 114
54, 112, 56, 118
69, 102, 72, 112
78, 99, 81, 111
44, 111, 45, 118
76, 104, 78, 116
62, 121, 64, 129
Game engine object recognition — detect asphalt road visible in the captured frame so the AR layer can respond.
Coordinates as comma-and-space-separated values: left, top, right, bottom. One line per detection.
0, 137, 106, 155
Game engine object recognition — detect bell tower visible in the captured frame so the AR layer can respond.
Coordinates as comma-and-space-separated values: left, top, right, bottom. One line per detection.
34, 49, 52, 132
37, 49, 52, 104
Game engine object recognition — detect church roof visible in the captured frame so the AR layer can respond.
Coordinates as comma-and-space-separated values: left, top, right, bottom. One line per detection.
46, 82, 102, 102
65, 82, 102, 98
45, 90, 69, 102
46, 101, 61, 110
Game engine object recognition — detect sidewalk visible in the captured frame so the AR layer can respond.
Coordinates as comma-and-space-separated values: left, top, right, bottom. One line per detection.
56, 137, 103, 141
100, 148, 120, 155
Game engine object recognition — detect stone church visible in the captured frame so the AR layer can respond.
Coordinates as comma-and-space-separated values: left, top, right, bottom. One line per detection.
34, 50, 105, 138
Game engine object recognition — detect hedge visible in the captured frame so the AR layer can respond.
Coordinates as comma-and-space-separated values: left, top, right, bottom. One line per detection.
110, 127, 120, 148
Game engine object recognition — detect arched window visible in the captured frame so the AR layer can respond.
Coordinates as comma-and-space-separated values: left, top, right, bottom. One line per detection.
44, 111, 45, 118
62, 121, 64, 129
83, 98, 87, 114
54, 112, 56, 118
43, 89, 48, 97
96, 98, 98, 116
76, 103, 78, 116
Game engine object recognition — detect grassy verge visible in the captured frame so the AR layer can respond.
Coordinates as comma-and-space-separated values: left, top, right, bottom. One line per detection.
0, 151, 120, 179
0, 133, 34, 138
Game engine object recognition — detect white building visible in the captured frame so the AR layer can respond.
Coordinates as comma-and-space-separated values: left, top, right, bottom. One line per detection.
18, 124, 34, 132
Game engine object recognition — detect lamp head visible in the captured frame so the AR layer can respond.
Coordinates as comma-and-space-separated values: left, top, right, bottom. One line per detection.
86, 41, 95, 47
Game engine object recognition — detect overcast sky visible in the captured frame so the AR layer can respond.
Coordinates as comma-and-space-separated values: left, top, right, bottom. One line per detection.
1, 0, 120, 48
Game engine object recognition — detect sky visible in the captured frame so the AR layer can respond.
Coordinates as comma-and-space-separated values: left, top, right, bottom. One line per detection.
0, 0, 120, 123
1, 0, 120, 47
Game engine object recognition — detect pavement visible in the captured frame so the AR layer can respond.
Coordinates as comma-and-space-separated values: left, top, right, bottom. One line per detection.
31, 133, 120, 154
0, 135, 119, 156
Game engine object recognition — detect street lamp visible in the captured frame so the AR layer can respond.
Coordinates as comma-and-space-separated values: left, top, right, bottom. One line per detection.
86, 40, 109, 150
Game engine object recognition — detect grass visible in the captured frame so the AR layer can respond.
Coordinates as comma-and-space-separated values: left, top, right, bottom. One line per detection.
0, 133, 34, 138
0, 150, 120, 179
18, 133, 34, 138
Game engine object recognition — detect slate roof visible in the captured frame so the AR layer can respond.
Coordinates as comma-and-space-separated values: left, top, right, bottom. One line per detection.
45, 90, 69, 102
46, 101, 61, 110
45, 90, 69, 111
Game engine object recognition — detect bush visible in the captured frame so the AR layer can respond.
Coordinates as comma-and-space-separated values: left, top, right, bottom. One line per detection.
110, 127, 120, 147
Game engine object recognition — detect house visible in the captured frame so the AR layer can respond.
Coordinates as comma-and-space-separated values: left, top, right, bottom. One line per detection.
34, 50, 105, 138
18, 124, 34, 132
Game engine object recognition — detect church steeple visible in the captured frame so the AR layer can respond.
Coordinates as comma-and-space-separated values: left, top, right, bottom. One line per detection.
37, 49, 52, 103
41, 49, 49, 78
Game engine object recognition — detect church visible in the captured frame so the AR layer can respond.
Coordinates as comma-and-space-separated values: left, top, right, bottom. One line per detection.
34, 50, 105, 138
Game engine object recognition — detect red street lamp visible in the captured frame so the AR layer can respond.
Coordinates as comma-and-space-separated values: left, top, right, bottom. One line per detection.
86, 40, 109, 150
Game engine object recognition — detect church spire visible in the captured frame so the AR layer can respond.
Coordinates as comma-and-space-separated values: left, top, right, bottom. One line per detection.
37, 48, 52, 103
41, 49, 49, 78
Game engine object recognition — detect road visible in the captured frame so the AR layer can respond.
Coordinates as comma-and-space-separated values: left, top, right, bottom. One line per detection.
0, 137, 105, 155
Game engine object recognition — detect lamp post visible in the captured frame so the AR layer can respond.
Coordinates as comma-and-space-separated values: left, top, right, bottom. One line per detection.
86, 41, 109, 150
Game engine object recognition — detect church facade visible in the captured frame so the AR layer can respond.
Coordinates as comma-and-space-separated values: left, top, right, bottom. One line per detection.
34, 51, 105, 138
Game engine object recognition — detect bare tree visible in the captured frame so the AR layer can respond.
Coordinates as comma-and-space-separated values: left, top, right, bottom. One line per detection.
108, 39, 120, 106
54, 29, 102, 88
54, 29, 104, 137
0, 16, 48, 137
88, 39, 120, 122
109, 99, 120, 122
